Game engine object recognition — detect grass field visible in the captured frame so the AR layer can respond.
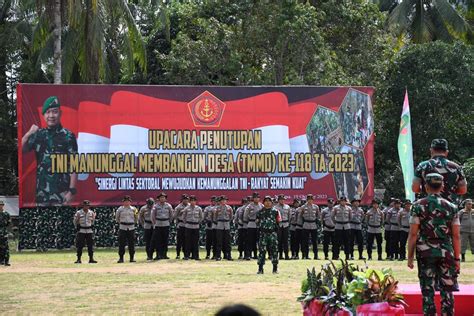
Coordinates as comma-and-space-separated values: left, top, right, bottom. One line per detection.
1, 248, 474, 315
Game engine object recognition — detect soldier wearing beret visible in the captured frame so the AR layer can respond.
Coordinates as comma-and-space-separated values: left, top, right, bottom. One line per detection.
365, 199, 384, 261
21, 96, 78, 206
203, 196, 217, 259
256, 196, 281, 274
412, 139, 467, 204
408, 173, 461, 316
173, 194, 189, 259
0, 201, 11, 266
244, 192, 263, 260
183, 195, 203, 260
459, 199, 473, 262
115, 195, 138, 263
73, 200, 97, 264
214, 196, 233, 261
138, 198, 155, 260
151, 192, 173, 260
275, 194, 291, 260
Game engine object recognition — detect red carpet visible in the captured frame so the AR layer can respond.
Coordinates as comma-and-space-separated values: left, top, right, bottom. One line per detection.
399, 284, 474, 316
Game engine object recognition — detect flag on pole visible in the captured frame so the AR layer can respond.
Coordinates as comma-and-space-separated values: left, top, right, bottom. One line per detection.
397, 90, 415, 201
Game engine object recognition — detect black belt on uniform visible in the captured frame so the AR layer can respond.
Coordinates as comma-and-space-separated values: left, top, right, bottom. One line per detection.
323, 223, 335, 229
243, 221, 249, 224
350, 221, 361, 224
304, 220, 317, 223
280, 220, 289, 223
248, 220, 255, 222
145, 220, 152, 224
218, 219, 230, 222
120, 222, 134, 225
368, 224, 382, 228
261, 228, 277, 233
79, 226, 92, 229
178, 220, 183, 223
336, 221, 349, 224
156, 218, 169, 221
402, 225, 409, 228
186, 221, 199, 225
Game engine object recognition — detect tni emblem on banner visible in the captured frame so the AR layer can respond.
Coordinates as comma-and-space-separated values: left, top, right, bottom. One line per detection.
188, 91, 226, 127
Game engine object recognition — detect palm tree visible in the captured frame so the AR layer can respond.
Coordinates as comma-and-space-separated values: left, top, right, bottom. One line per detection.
33, 0, 146, 83
374, 0, 472, 43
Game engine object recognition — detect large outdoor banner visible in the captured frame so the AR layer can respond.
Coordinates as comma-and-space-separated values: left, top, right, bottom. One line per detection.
18, 84, 375, 207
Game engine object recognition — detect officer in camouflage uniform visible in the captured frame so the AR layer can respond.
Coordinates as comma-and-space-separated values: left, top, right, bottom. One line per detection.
244, 192, 263, 260
115, 195, 138, 263
0, 201, 11, 266
21, 96, 78, 206
413, 139, 467, 204
256, 196, 281, 274
459, 199, 473, 262
298, 194, 320, 260
203, 196, 217, 259
365, 199, 384, 261
320, 198, 336, 260
73, 200, 97, 264
397, 200, 411, 261
174, 194, 189, 259
138, 198, 155, 260
151, 192, 173, 260
275, 194, 291, 260
408, 173, 461, 316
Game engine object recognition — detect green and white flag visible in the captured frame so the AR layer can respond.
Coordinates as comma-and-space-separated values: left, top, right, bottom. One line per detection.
397, 90, 415, 201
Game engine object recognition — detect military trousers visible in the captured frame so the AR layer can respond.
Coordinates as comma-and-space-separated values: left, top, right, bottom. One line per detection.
293, 229, 302, 257
152, 226, 169, 258
245, 228, 258, 258
76, 232, 94, 259
0, 236, 10, 264
118, 229, 135, 258
143, 228, 154, 259
398, 230, 408, 259
322, 230, 335, 258
176, 225, 185, 256
237, 228, 247, 256
334, 228, 351, 259
258, 232, 278, 267
278, 226, 289, 257
461, 232, 474, 254
384, 229, 391, 257
301, 229, 318, 258
185, 228, 200, 259
349, 229, 364, 257
215, 229, 231, 259
417, 256, 458, 316
366, 232, 382, 259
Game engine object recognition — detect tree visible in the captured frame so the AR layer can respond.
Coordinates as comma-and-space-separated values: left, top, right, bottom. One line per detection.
376, 0, 472, 43
375, 41, 473, 198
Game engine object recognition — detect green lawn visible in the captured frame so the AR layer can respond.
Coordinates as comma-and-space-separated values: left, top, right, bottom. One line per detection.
1, 248, 473, 315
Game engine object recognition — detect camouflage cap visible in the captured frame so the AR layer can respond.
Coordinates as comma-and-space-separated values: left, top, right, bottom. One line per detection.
431, 138, 448, 151
426, 173, 444, 185
464, 199, 472, 205
263, 195, 273, 202
42, 96, 60, 114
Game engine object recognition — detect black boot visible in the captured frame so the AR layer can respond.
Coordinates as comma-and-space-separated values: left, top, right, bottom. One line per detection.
272, 264, 278, 274
75, 256, 82, 264
285, 253, 290, 260
89, 257, 97, 264
117, 256, 124, 263
4, 261, 10, 266
130, 254, 136, 263
462, 253, 466, 262
257, 265, 264, 274
279, 253, 284, 260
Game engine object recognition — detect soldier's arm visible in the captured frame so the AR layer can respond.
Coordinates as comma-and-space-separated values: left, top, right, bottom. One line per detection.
452, 206, 461, 263
412, 163, 424, 193
21, 124, 39, 153
169, 205, 174, 221
73, 211, 79, 226
115, 208, 121, 223
243, 206, 250, 222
